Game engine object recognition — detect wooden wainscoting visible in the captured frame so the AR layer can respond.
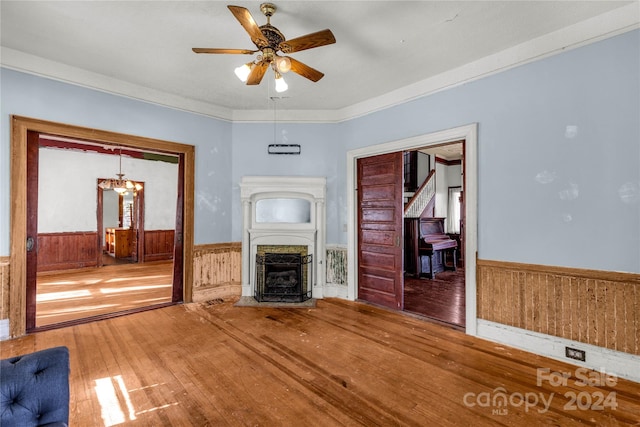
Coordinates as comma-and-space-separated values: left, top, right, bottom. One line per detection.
477, 259, 640, 355
37, 232, 98, 272
1, 257, 9, 321
192, 243, 242, 302
144, 229, 175, 261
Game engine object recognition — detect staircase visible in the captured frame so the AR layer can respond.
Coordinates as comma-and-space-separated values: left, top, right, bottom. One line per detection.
404, 169, 436, 218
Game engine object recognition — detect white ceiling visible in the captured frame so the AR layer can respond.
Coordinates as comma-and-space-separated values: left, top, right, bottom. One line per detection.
421, 141, 463, 161
1, 1, 638, 121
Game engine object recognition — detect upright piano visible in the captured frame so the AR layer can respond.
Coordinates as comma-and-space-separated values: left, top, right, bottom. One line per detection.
404, 217, 457, 279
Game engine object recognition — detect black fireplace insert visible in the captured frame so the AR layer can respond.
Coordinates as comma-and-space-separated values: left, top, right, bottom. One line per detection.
255, 253, 312, 302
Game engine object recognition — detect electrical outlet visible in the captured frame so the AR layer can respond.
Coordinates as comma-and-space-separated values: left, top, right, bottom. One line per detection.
565, 347, 586, 362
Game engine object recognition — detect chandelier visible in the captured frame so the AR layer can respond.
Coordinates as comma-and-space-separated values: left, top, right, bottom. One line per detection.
98, 147, 142, 194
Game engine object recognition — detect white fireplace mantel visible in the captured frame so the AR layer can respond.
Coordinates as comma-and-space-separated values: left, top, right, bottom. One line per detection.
240, 176, 326, 299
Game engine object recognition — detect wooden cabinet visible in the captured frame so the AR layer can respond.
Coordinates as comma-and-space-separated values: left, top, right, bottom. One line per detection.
105, 228, 133, 258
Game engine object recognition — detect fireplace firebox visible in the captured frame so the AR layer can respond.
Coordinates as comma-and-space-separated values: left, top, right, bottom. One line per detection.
255, 253, 312, 302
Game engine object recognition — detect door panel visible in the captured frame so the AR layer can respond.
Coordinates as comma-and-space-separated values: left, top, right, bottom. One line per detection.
361, 251, 396, 267
357, 152, 404, 310
361, 184, 396, 200
172, 153, 185, 302
25, 131, 39, 331
132, 188, 144, 263
362, 208, 396, 223
361, 274, 396, 292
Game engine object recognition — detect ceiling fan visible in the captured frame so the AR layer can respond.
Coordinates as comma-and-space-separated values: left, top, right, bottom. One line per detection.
192, 3, 336, 90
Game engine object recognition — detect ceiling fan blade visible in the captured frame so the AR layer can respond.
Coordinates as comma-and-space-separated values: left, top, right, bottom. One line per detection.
279, 29, 336, 53
227, 5, 269, 48
287, 57, 324, 82
246, 61, 269, 85
192, 48, 257, 54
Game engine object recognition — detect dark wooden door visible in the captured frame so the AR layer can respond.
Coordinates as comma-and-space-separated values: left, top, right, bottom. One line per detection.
131, 187, 144, 263
171, 153, 185, 302
25, 131, 40, 331
357, 152, 404, 310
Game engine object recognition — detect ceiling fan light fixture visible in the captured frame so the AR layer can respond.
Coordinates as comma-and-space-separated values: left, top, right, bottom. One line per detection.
274, 71, 288, 92
193, 4, 335, 88
234, 62, 253, 82
274, 56, 291, 73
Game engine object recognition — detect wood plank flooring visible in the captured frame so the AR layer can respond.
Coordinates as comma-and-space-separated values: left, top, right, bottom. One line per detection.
2, 299, 639, 426
404, 269, 465, 328
36, 260, 173, 327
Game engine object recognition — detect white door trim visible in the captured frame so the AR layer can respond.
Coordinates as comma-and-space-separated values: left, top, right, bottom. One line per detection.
346, 123, 478, 335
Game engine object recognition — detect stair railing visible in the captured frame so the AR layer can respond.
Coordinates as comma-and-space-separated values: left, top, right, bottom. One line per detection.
404, 169, 436, 218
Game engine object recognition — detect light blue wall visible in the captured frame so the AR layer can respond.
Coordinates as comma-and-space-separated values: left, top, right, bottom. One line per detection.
230, 121, 345, 244
336, 29, 639, 273
0, 68, 234, 251
1, 30, 638, 273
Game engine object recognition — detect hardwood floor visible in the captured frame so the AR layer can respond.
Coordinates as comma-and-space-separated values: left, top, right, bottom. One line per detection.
404, 269, 465, 328
2, 299, 638, 426
36, 260, 173, 327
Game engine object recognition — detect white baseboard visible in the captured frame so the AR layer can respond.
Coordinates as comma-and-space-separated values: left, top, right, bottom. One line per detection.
0, 318, 9, 341
323, 284, 349, 299
477, 320, 640, 384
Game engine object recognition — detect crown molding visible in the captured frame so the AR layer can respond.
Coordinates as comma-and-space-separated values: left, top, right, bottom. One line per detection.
1, 47, 234, 121
2, 3, 638, 124
332, 2, 640, 122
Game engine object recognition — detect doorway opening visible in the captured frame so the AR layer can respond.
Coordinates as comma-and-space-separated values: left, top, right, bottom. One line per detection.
98, 180, 145, 266
33, 136, 180, 329
402, 142, 465, 328
347, 124, 478, 335
32, 137, 181, 328
9, 116, 195, 338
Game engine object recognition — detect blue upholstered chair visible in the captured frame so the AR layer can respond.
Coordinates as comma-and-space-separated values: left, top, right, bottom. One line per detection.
1, 346, 70, 427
